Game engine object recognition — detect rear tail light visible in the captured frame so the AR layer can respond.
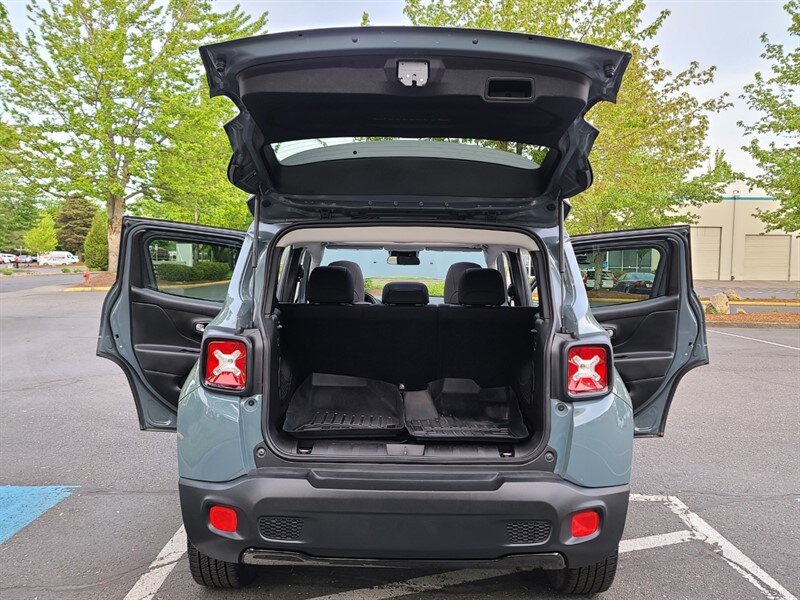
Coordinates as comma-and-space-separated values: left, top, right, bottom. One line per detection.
209, 505, 238, 533
566, 345, 609, 396
204, 339, 247, 391
571, 510, 600, 538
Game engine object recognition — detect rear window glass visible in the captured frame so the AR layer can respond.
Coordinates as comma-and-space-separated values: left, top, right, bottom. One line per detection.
321, 248, 487, 304
272, 137, 548, 166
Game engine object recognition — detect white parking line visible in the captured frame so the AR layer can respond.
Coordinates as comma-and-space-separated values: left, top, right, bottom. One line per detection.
633, 494, 797, 600
618, 529, 695, 553
128, 495, 797, 600
123, 526, 186, 600
708, 329, 800, 351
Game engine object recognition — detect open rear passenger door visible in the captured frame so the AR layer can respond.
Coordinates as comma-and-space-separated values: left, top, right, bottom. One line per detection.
571, 226, 708, 436
97, 217, 245, 430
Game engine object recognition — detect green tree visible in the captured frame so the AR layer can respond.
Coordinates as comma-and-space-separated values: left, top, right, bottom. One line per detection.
83, 210, 109, 270
402, 0, 733, 234
23, 213, 58, 256
0, 0, 267, 271
739, 0, 799, 233
55, 197, 98, 257
135, 91, 251, 230
0, 192, 38, 252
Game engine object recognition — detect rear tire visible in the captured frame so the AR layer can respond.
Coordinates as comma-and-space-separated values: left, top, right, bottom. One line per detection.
547, 551, 618, 595
187, 539, 256, 589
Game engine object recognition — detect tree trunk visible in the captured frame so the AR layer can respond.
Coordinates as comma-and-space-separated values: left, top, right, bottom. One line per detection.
107, 196, 124, 274
593, 251, 606, 290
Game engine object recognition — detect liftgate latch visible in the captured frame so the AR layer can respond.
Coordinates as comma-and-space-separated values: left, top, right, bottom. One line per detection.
397, 61, 429, 87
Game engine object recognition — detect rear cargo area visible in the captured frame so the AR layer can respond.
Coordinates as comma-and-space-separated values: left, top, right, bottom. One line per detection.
268, 297, 545, 459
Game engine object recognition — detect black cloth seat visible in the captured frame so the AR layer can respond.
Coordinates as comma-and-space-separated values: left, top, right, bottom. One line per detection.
328, 260, 367, 303
382, 281, 429, 306
306, 265, 354, 304
443, 261, 481, 304
278, 268, 536, 402
458, 268, 507, 306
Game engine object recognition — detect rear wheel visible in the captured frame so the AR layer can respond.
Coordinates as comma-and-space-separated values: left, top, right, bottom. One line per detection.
187, 539, 256, 589
547, 551, 618, 595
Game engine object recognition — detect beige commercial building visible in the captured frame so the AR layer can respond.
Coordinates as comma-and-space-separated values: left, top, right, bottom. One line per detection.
684, 183, 799, 281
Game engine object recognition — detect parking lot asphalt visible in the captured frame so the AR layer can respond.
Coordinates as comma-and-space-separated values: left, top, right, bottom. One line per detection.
1, 281, 798, 600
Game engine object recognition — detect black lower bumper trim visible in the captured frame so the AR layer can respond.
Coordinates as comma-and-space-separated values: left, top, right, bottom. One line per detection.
242, 549, 566, 570
180, 471, 629, 569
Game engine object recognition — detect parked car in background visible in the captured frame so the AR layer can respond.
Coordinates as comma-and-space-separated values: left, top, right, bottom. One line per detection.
16, 254, 36, 264
582, 269, 616, 289
613, 272, 655, 294
38, 251, 79, 266
0, 253, 16, 264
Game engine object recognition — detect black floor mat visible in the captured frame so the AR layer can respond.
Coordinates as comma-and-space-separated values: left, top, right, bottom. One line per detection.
283, 373, 404, 438
404, 378, 528, 442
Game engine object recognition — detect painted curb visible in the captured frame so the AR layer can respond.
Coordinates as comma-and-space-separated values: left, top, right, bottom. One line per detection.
63, 286, 111, 292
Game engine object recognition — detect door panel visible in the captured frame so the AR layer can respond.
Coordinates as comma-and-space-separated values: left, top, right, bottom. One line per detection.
97, 217, 245, 431
572, 227, 708, 436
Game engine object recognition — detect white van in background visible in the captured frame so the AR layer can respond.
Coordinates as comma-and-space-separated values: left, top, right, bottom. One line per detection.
39, 251, 79, 266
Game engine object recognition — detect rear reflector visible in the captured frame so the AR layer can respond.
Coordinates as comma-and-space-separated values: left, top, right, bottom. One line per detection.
209, 505, 238, 532
204, 340, 247, 391
566, 345, 609, 396
571, 510, 600, 538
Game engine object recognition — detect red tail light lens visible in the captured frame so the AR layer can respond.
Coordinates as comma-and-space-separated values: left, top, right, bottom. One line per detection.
204, 340, 247, 391
567, 345, 609, 396
571, 510, 600, 538
209, 505, 238, 532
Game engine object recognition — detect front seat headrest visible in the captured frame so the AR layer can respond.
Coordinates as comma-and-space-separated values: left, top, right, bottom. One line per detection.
443, 261, 481, 304
459, 268, 506, 306
382, 281, 429, 306
307, 266, 355, 304
329, 260, 366, 303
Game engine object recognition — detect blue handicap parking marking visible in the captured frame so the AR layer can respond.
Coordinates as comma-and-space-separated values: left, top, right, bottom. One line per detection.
0, 485, 77, 544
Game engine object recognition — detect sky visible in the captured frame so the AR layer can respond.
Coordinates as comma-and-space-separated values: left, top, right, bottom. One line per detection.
4, 0, 794, 178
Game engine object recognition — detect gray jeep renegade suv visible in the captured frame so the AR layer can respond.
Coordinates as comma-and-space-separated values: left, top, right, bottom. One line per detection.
99, 26, 708, 595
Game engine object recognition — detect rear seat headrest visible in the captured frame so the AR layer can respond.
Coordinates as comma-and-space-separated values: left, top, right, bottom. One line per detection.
459, 268, 506, 306
381, 281, 429, 306
443, 261, 481, 304
307, 266, 355, 304
328, 260, 365, 303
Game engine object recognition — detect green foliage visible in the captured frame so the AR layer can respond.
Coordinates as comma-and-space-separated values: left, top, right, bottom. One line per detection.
61, 266, 71, 273
55, 197, 98, 256
135, 91, 251, 230
402, 0, 734, 233
739, 1, 799, 233
0, 0, 267, 270
427, 280, 445, 297
0, 192, 38, 252
0, 122, 39, 251
83, 211, 109, 270
154, 261, 231, 282
23, 214, 58, 255
2, 268, 13, 276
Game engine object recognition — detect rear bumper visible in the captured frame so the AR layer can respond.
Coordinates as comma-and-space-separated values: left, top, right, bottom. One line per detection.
179, 469, 629, 569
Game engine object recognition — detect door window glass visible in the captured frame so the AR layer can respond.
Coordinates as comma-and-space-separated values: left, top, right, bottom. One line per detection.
147, 239, 239, 302
576, 245, 662, 308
